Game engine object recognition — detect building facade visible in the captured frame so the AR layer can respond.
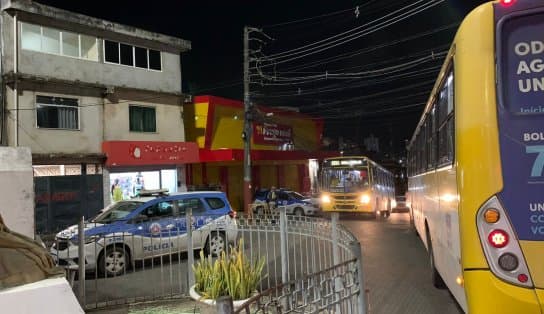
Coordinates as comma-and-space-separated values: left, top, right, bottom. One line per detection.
184, 95, 338, 211
0, 0, 197, 233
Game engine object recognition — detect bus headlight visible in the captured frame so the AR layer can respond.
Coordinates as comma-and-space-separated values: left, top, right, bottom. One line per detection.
360, 195, 370, 204
321, 194, 331, 204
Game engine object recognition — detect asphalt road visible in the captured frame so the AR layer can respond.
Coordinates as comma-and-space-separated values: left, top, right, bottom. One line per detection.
340, 212, 463, 314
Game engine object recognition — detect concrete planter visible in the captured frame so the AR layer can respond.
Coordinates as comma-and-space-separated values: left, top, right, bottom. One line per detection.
189, 285, 254, 310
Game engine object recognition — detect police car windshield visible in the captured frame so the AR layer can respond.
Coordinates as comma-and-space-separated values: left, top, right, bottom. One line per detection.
92, 201, 143, 223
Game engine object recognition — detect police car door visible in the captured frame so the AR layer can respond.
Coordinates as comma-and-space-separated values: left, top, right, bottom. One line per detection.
136, 200, 176, 258
277, 191, 292, 213
175, 198, 207, 251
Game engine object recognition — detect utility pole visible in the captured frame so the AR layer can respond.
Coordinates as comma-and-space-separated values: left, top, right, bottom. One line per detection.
242, 26, 252, 216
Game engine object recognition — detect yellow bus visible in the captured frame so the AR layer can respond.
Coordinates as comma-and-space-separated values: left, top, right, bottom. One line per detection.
320, 156, 394, 218
407, 0, 544, 312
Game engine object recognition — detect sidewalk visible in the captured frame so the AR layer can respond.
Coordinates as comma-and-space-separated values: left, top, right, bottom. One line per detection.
86, 298, 213, 314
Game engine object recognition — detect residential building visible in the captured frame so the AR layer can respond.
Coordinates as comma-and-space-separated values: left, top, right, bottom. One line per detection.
0, 0, 196, 234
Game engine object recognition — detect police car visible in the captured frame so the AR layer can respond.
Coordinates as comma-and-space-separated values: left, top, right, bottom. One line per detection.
51, 189, 238, 277
253, 189, 319, 216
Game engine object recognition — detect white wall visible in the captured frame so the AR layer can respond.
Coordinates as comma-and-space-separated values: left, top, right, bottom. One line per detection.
6, 89, 104, 152
1, 14, 183, 94
0, 277, 83, 314
104, 99, 185, 142
0, 147, 34, 238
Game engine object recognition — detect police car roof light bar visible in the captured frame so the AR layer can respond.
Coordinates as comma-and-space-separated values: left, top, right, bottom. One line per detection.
138, 188, 170, 197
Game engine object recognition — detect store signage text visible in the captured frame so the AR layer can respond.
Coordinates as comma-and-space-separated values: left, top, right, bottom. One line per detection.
253, 123, 293, 145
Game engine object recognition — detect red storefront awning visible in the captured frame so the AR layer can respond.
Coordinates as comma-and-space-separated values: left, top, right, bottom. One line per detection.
199, 148, 339, 162
102, 141, 200, 167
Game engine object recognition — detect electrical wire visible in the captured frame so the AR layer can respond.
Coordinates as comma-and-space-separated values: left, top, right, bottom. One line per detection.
261, 4, 358, 28
296, 79, 436, 110
250, 48, 446, 98
7, 92, 175, 111
277, 25, 456, 72
256, 0, 445, 67
264, 0, 432, 60
255, 51, 446, 84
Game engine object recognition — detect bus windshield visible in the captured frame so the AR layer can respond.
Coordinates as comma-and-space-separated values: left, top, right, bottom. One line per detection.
322, 168, 370, 193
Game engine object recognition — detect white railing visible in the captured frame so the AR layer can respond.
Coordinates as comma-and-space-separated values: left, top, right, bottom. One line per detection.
50, 209, 367, 313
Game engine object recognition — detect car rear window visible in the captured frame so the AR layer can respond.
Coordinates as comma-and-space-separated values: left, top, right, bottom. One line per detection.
206, 197, 226, 210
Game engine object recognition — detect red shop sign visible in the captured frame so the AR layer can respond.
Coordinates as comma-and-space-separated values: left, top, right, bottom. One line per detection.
102, 141, 199, 167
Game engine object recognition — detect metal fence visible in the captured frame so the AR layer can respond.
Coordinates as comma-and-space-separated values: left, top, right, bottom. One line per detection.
49, 208, 366, 313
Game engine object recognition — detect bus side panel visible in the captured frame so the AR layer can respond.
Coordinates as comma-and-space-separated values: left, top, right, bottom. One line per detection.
425, 171, 439, 241
464, 271, 540, 313
409, 173, 438, 248
520, 241, 544, 288
536, 289, 544, 313
455, 3, 501, 270
410, 175, 426, 242
435, 166, 464, 308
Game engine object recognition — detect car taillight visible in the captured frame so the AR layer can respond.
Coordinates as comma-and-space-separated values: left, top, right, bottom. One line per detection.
228, 210, 237, 219
476, 196, 532, 287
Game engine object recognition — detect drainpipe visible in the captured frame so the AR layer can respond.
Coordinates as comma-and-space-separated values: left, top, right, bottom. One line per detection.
13, 13, 18, 146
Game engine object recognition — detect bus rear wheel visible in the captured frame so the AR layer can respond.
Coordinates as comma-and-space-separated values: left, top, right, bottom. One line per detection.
426, 230, 446, 289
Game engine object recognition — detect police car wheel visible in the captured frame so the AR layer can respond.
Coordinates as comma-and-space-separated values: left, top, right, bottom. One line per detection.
99, 246, 129, 277
205, 232, 226, 257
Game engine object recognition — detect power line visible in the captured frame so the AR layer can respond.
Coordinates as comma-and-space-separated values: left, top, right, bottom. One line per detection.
278, 24, 456, 72
255, 51, 446, 84
256, 0, 445, 66
261, 4, 358, 28
6, 92, 177, 111
264, 0, 431, 60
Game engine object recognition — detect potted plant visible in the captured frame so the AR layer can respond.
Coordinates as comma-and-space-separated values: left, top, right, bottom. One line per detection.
190, 238, 266, 308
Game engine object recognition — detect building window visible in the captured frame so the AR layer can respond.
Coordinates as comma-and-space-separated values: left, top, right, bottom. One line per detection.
104, 40, 162, 71
80, 35, 99, 60
129, 105, 156, 132
62, 31, 79, 57
120, 43, 133, 66
36, 96, 79, 130
21, 23, 41, 51
134, 46, 148, 68
42, 27, 60, 54
104, 40, 119, 63
149, 49, 162, 71
21, 22, 98, 61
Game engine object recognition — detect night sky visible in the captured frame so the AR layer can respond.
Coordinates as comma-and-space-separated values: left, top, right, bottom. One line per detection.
36, 0, 489, 156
